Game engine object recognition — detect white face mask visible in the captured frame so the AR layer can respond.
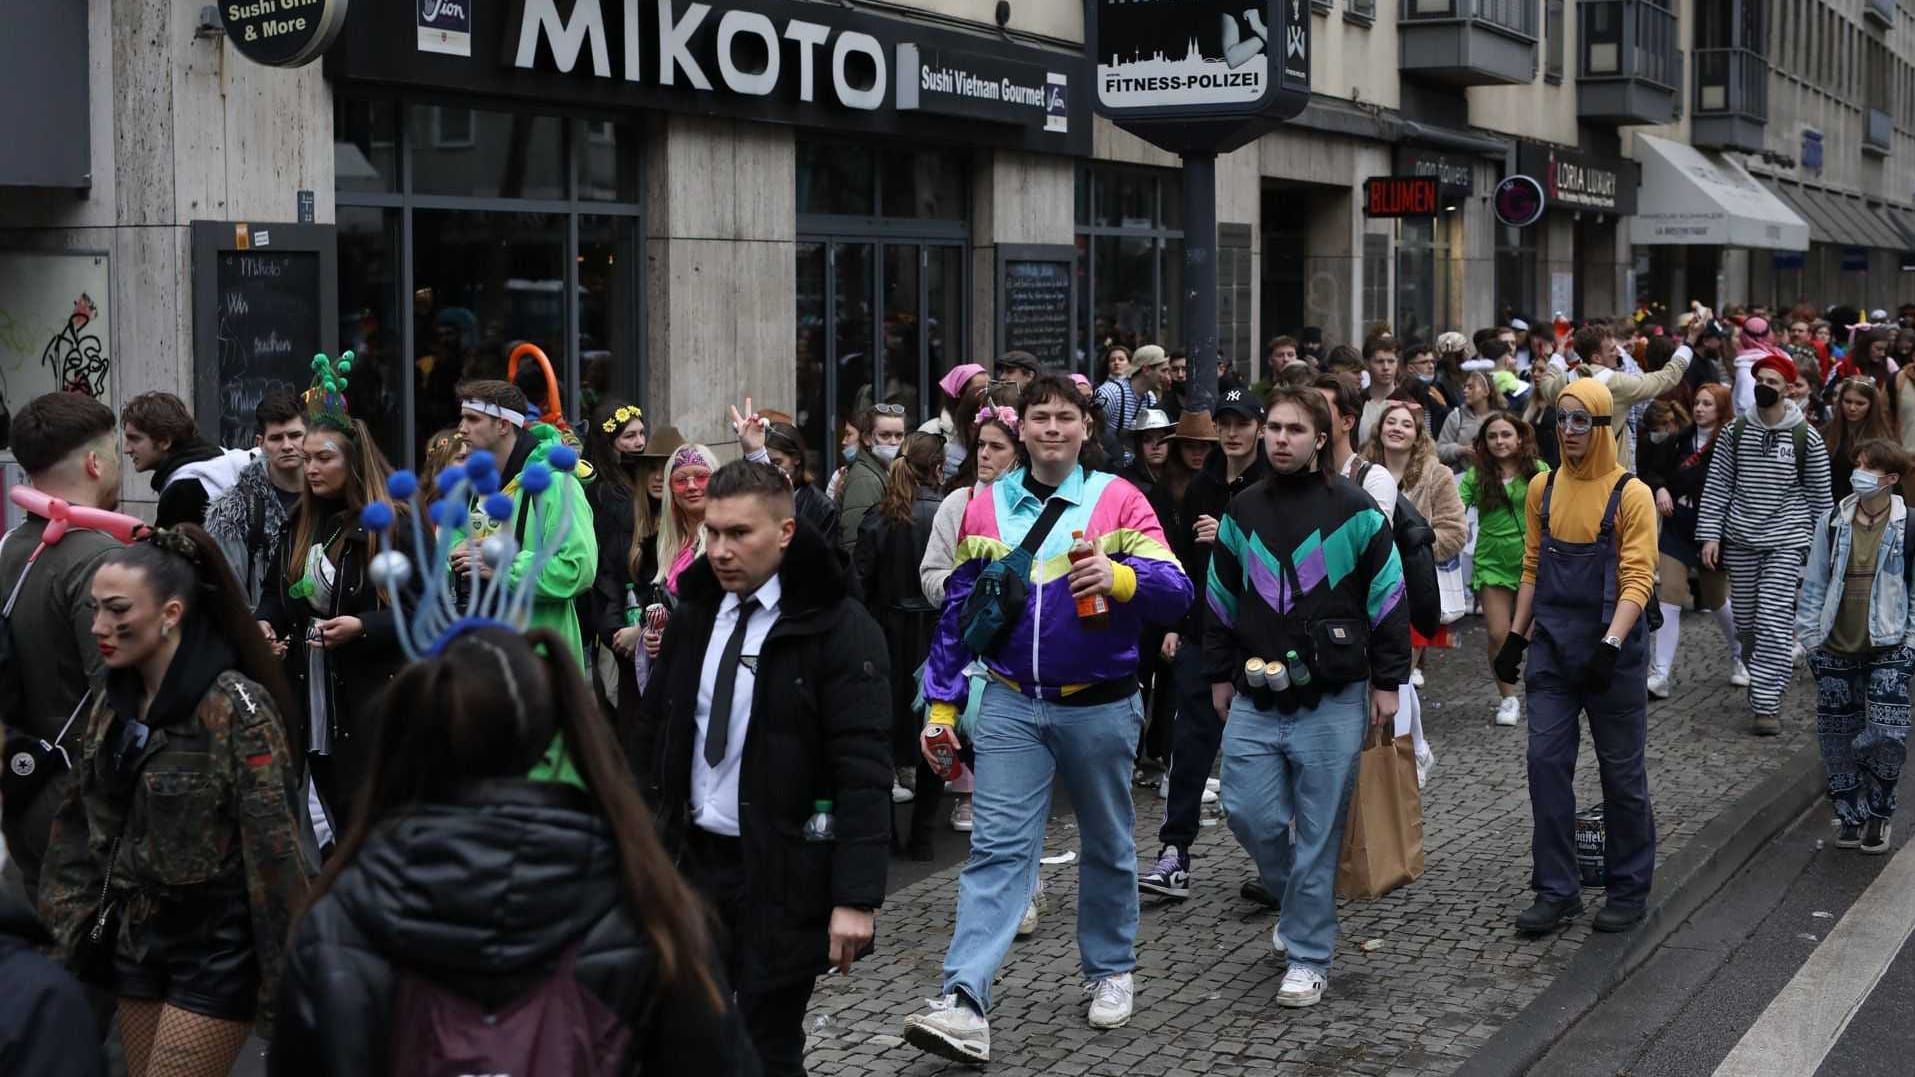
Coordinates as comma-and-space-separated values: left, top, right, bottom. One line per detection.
1851, 470, 1890, 498
871, 443, 900, 464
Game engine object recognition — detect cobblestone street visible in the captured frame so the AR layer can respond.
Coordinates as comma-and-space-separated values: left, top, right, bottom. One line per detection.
802, 614, 1816, 1076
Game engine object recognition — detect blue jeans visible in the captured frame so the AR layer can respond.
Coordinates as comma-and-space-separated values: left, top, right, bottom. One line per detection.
942, 683, 1143, 1011
1219, 682, 1369, 973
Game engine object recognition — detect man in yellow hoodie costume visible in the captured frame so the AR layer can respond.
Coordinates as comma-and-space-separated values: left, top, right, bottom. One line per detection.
1494, 378, 1658, 937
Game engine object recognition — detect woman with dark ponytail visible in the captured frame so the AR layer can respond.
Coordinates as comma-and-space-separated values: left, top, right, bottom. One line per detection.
270, 627, 750, 1076
39, 524, 309, 1076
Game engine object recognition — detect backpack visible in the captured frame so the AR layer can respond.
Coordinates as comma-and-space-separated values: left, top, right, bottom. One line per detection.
1353, 462, 1441, 637
957, 496, 1070, 657
389, 947, 632, 1077
1727, 415, 1807, 488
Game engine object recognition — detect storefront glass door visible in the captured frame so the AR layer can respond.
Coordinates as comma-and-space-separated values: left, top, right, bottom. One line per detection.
793, 239, 964, 485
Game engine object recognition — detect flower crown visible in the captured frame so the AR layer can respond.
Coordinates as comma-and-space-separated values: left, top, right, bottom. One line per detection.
975, 404, 1019, 435
360, 440, 581, 660
304, 351, 354, 428
600, 404, 643, 435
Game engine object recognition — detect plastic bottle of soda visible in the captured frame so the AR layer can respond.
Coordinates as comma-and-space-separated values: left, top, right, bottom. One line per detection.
623, 584, 641, 628
1286, 649, 1312, 687
1068, 530, 1111, 630
802, 800, 836, 843
922, 723, 963, 781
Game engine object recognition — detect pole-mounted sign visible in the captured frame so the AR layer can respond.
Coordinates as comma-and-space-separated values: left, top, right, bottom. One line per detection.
1091, 0, 1310, 153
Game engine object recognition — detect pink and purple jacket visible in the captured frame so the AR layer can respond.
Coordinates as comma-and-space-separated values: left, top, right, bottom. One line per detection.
924, 465, 1192, 704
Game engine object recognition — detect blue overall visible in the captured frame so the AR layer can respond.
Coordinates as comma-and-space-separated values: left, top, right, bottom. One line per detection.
1526, 474, 1656, 908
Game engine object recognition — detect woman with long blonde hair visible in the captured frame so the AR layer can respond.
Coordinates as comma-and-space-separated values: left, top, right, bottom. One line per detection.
638, 443, 721, 663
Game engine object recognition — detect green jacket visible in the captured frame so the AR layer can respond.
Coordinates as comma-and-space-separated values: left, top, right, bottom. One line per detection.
459, 427, 599, 666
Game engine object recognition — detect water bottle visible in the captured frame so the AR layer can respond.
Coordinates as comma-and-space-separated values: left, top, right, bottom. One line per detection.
623, 584, 641, 628
1068, 530, 1111, 629
802, 800, 836, 843
1286, 649, 1311, 687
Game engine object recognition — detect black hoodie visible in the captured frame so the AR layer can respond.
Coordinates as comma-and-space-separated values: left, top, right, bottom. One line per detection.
1174, 444, 1272, 634
0, 885, 102, 1077
151, 438, 227, 529
271, 781, 756, 1077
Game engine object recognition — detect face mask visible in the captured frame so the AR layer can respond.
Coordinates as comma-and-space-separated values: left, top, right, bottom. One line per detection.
1411, 372, 1434, 385
872, 443, 900, 464
1753, 384, 1781, 408
1851, 470, 1890, 498
841, 445, 858, 465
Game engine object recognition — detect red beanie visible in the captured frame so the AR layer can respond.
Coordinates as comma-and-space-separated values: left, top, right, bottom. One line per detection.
1752, 353, 1797, 384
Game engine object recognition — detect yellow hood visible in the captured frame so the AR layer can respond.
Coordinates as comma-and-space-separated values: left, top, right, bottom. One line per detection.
1560, 378, 1620, 482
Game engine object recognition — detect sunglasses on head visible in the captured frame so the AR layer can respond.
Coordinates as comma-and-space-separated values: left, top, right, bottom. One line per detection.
1555, 410, 1612, 435
874, 403, 906, 416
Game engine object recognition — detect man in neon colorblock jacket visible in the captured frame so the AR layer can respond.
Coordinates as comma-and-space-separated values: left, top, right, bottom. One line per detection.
901, 374, 1190, 1065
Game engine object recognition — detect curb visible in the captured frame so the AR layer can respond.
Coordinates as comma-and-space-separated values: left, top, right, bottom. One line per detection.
1452, 741, 1826, 1077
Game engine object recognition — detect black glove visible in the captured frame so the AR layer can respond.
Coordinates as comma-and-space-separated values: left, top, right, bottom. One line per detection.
1494, 635, 1529, 685
1582, 640, 1620, 693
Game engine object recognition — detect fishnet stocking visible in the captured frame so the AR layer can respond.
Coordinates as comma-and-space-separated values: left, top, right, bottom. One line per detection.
117, 999, 164, 1077
139, 1005, 251, 1077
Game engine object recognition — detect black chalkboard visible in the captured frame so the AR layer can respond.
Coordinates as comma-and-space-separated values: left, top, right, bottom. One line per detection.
192, 221, 338, 449
998, 251, 1075, 370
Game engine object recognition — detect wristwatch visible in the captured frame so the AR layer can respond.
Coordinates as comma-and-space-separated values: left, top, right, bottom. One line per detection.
1601, 635, 1623, 649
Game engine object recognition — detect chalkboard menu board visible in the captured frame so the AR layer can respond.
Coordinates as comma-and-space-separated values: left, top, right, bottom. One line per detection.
192, 221, 338, 449
996, 245, 1077, 371
214, 251, 320, 445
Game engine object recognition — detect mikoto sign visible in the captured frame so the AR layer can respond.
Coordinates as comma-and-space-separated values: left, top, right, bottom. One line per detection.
329, 0, 1089, 153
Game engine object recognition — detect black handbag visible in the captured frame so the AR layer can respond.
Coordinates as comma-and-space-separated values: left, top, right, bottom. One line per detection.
3, 691, 89, 808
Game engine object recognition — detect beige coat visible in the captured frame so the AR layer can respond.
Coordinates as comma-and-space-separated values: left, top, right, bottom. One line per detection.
1398, 458, 1469, 563
1533, 349, 1692, 470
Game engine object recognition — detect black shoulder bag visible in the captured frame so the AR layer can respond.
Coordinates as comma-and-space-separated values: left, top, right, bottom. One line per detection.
0, 530, 83, 807
958, 497, 1071, 657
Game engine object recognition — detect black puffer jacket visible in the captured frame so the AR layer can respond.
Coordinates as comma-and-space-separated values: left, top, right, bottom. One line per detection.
630, 524, 892, 986
270, 781, 754, 1077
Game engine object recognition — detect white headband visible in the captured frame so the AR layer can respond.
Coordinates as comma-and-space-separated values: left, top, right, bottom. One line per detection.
461, 400, 526, 428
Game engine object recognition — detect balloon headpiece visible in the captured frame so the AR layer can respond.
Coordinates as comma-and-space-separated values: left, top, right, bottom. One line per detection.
304, 351, 355, 431
359, 436, 581, 659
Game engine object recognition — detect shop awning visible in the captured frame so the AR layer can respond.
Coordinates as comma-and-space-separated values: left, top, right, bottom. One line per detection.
1629, 134, 1808, 249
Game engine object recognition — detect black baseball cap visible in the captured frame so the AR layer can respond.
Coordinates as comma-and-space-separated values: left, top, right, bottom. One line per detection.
1215, 383, 1262, 420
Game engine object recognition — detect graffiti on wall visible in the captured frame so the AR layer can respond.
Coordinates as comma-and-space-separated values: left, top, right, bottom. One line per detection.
0, 253, 112, 425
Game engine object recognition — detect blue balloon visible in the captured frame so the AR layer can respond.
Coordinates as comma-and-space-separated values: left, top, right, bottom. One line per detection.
464, 449, 497, 476
435, 467, 464, 495
432, 499, 466, 528
483, 492, 515, 522
472, 471, 500, 495
359, 501, 395, 532
388, 470, 419, 500
520, 462, 552, 494
525, 403, 542, 422
547, 445, 579, 472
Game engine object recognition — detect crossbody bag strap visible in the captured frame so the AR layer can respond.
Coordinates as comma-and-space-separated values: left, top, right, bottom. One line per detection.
1017, 496, 1071, 559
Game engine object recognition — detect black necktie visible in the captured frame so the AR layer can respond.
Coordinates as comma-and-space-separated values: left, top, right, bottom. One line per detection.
703, 597, 759, 768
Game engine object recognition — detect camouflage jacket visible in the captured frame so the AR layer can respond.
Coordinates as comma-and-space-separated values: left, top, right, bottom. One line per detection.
38, 671, 310, 1037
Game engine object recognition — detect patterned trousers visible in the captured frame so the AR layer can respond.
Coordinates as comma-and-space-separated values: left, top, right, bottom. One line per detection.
1808, 647, 1912, 825
1722, 543, 1807, 716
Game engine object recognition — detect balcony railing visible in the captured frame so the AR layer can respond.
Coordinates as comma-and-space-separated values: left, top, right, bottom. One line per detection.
1865, 107, 1894, 155
1865, 0, 1895, 28
1405, 0, 1540, 39
1579, 0, 1679, 89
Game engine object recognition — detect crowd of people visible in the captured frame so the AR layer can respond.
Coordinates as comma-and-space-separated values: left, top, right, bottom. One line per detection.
1, 298, 1913, 1074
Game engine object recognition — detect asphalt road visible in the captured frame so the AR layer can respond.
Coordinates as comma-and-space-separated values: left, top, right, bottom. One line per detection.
1535, 803, 1915, 1077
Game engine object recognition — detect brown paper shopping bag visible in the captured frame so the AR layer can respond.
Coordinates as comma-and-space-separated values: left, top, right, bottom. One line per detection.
1334, 723, 1426, 900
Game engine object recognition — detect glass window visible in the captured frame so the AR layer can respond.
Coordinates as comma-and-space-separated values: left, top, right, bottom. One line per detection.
337, 207, 404, 456
577, 119, 640, 203
881, 245, 923, 422
409, 107, 564, 200
1161, 238, 1184, 349
835, 242, 877, 421
1092, 235, 1158, 354
795, 242, 829, 486
1363, 233, 1391, 328
881, 147, 968, 220
410, 210, 566, 455
797, 141, 876, 216
926, 246, 965, 397
579, 215, 640, 417
1217, 238, 1252, 373
1077, 165, 1184, 367
1093, 171, 1157, 229
335, 99, 398, 194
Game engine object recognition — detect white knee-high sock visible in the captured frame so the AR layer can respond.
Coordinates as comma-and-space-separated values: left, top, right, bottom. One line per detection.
1653, 603, 1682, 679
1711, 601, 1740, 661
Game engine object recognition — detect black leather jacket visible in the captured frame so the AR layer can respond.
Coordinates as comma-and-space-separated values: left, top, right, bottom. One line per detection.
270, 781, 753, 1076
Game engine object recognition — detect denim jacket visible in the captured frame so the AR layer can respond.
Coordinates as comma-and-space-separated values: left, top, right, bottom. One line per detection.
1796, 494, 1915, 653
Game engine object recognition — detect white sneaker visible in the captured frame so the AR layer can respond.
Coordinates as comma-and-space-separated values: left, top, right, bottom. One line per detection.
1410, 667, 1426, 688
1271, 918, 1286, 956
903, 994, 990, 1063
1086, 973, 1135, 1029
1729, 659, 1751, 688
1201, 787, 1219, 805
949, 798, 972, 832
1277, 966, 1326, 1008
891, 782, 915, 804
1646, 673, 1671, 700
1205, 777, 1222, 794
1017, 900, 1039, 938
1415, 746, 1435, 789
1495, 697, 1521, 726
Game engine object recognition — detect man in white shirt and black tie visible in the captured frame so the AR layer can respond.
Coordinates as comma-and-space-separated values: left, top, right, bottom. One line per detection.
631, 459, 892, 1075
